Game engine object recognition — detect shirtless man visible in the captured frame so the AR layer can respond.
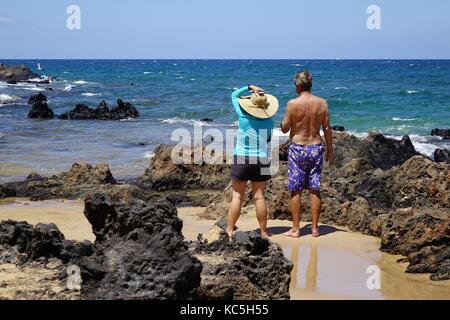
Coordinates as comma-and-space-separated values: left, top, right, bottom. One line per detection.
281, 70, 334, 238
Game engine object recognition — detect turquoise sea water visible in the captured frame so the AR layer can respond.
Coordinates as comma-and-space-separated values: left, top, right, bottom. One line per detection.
0, 60, 449, 182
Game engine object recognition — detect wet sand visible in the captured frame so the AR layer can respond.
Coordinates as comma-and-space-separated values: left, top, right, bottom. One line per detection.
0, 198, 449, 300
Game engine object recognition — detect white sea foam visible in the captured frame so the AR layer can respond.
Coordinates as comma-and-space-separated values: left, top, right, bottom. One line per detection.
81, 92, 101, 97
144, 151, 155, 159
290, 63, 303, 67
63, 85, 73, 92
28, 76, 55, 84
161, 117, 211, 126
392, 117, 416, 121
23, 86, 45, 92
73, 80, 89, 85
334, 86, 348, 90
386, 134, 445, 158
348, 131, 369, 139
406, 90, 419, 94
0, 132, 6, 138
143, 71, 152, 74
0, 94, 20, 105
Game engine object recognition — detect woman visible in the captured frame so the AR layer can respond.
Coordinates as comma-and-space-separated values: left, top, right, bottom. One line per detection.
226, 84, 279, 239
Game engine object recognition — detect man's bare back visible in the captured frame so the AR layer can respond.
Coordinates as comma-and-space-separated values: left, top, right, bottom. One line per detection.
284, 92, 328, 145
280, 70, 334, 239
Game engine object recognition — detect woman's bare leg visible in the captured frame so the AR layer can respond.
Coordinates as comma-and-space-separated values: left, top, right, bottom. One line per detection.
226, 179, 247, 238
251, 181, 272, 237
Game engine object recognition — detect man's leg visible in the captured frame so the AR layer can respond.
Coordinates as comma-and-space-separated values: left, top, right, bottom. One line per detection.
251, 181, 272, 238
284, 190, 302, 238
226, 179, 247, 238
310, 189, 322, 237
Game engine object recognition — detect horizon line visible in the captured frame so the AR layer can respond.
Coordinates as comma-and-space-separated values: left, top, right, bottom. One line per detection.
1, 58, 450, 61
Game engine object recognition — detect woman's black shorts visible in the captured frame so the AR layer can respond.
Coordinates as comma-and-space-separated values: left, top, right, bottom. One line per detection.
231, 156, 271, 182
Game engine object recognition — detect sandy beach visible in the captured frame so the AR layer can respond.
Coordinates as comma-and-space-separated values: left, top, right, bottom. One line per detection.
1, 198, 448, 300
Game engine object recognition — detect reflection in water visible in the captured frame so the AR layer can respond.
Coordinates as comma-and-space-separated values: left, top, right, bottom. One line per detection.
284, 243, 384, 299
283, 242, 450, 299
305, 244, 318, 292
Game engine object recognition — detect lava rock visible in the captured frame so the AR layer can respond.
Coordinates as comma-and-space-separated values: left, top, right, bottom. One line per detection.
58, 100, 139, 120
431, 128, 450, 139
331, 125, 345, 132
139, 144, 231, 190
193, 224, 293, 300
80, 186, 202, 299
434, 148, 450, 163
0, 64, 40, 83
0, 220, 92, 264
27, 93, 55, 119
1, 162, 117, 200
362, 132, 419, 170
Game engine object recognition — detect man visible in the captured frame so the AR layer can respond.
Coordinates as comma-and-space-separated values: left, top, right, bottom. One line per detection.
281, 70, 334, 238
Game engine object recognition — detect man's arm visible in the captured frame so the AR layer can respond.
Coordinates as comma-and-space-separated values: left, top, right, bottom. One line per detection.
322, 102, 335, 165
281, 101, 293, 134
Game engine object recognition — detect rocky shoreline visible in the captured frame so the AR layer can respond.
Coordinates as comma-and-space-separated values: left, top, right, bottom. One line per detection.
0, 129, 449, 300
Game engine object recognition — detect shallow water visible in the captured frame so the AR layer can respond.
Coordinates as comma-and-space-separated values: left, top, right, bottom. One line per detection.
177, 207, 450, 300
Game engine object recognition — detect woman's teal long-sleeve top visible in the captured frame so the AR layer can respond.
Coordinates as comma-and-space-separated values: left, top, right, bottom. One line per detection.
231, 86, 274, 158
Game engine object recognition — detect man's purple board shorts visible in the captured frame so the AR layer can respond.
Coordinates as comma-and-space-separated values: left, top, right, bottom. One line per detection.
288, 143, 323, 192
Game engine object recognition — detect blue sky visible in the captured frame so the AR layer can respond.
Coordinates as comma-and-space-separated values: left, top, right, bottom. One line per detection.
1, 0, 449, 59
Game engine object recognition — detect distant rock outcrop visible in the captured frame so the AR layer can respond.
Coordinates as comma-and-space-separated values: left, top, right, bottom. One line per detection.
58, 100, 139, 120
27, 93, 55, 119
0, 64, 40, 83
431, 128, 450, 139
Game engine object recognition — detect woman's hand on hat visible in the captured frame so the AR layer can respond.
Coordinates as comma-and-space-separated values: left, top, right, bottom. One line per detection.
249, 85, 264, 94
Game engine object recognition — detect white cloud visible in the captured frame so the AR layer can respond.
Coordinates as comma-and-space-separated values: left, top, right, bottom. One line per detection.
0, 15, 16, 25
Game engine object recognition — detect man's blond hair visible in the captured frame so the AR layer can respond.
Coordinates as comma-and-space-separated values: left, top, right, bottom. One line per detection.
294, 70, 313, 91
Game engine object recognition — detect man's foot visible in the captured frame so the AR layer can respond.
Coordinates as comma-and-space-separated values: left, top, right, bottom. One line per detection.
260, 229, 273, 238
226, 229, 235, 241
283, 229, 301, 238
312, 228, 320, 238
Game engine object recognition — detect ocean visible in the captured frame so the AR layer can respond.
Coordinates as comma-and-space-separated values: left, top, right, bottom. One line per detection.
1, 59, 449, 183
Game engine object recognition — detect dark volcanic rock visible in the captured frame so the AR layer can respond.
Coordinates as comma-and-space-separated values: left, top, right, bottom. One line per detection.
331, 125, 345, 132
0, 64, 40, 83
434, 148, 450, 163
362, 132, 419, 170
386, 156, 449, 209
379, 208, 450, 280
200, 118, 213, 122
58, 100, 139, 120
192, 222, 292, 300
139, 144, 230, 190
0, 220, 92, 265
431, 128, 450, 139
27, 93, 54, 119
0, 185, 16, 198
1, 162, 117, 200
79, 186, 202, 299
